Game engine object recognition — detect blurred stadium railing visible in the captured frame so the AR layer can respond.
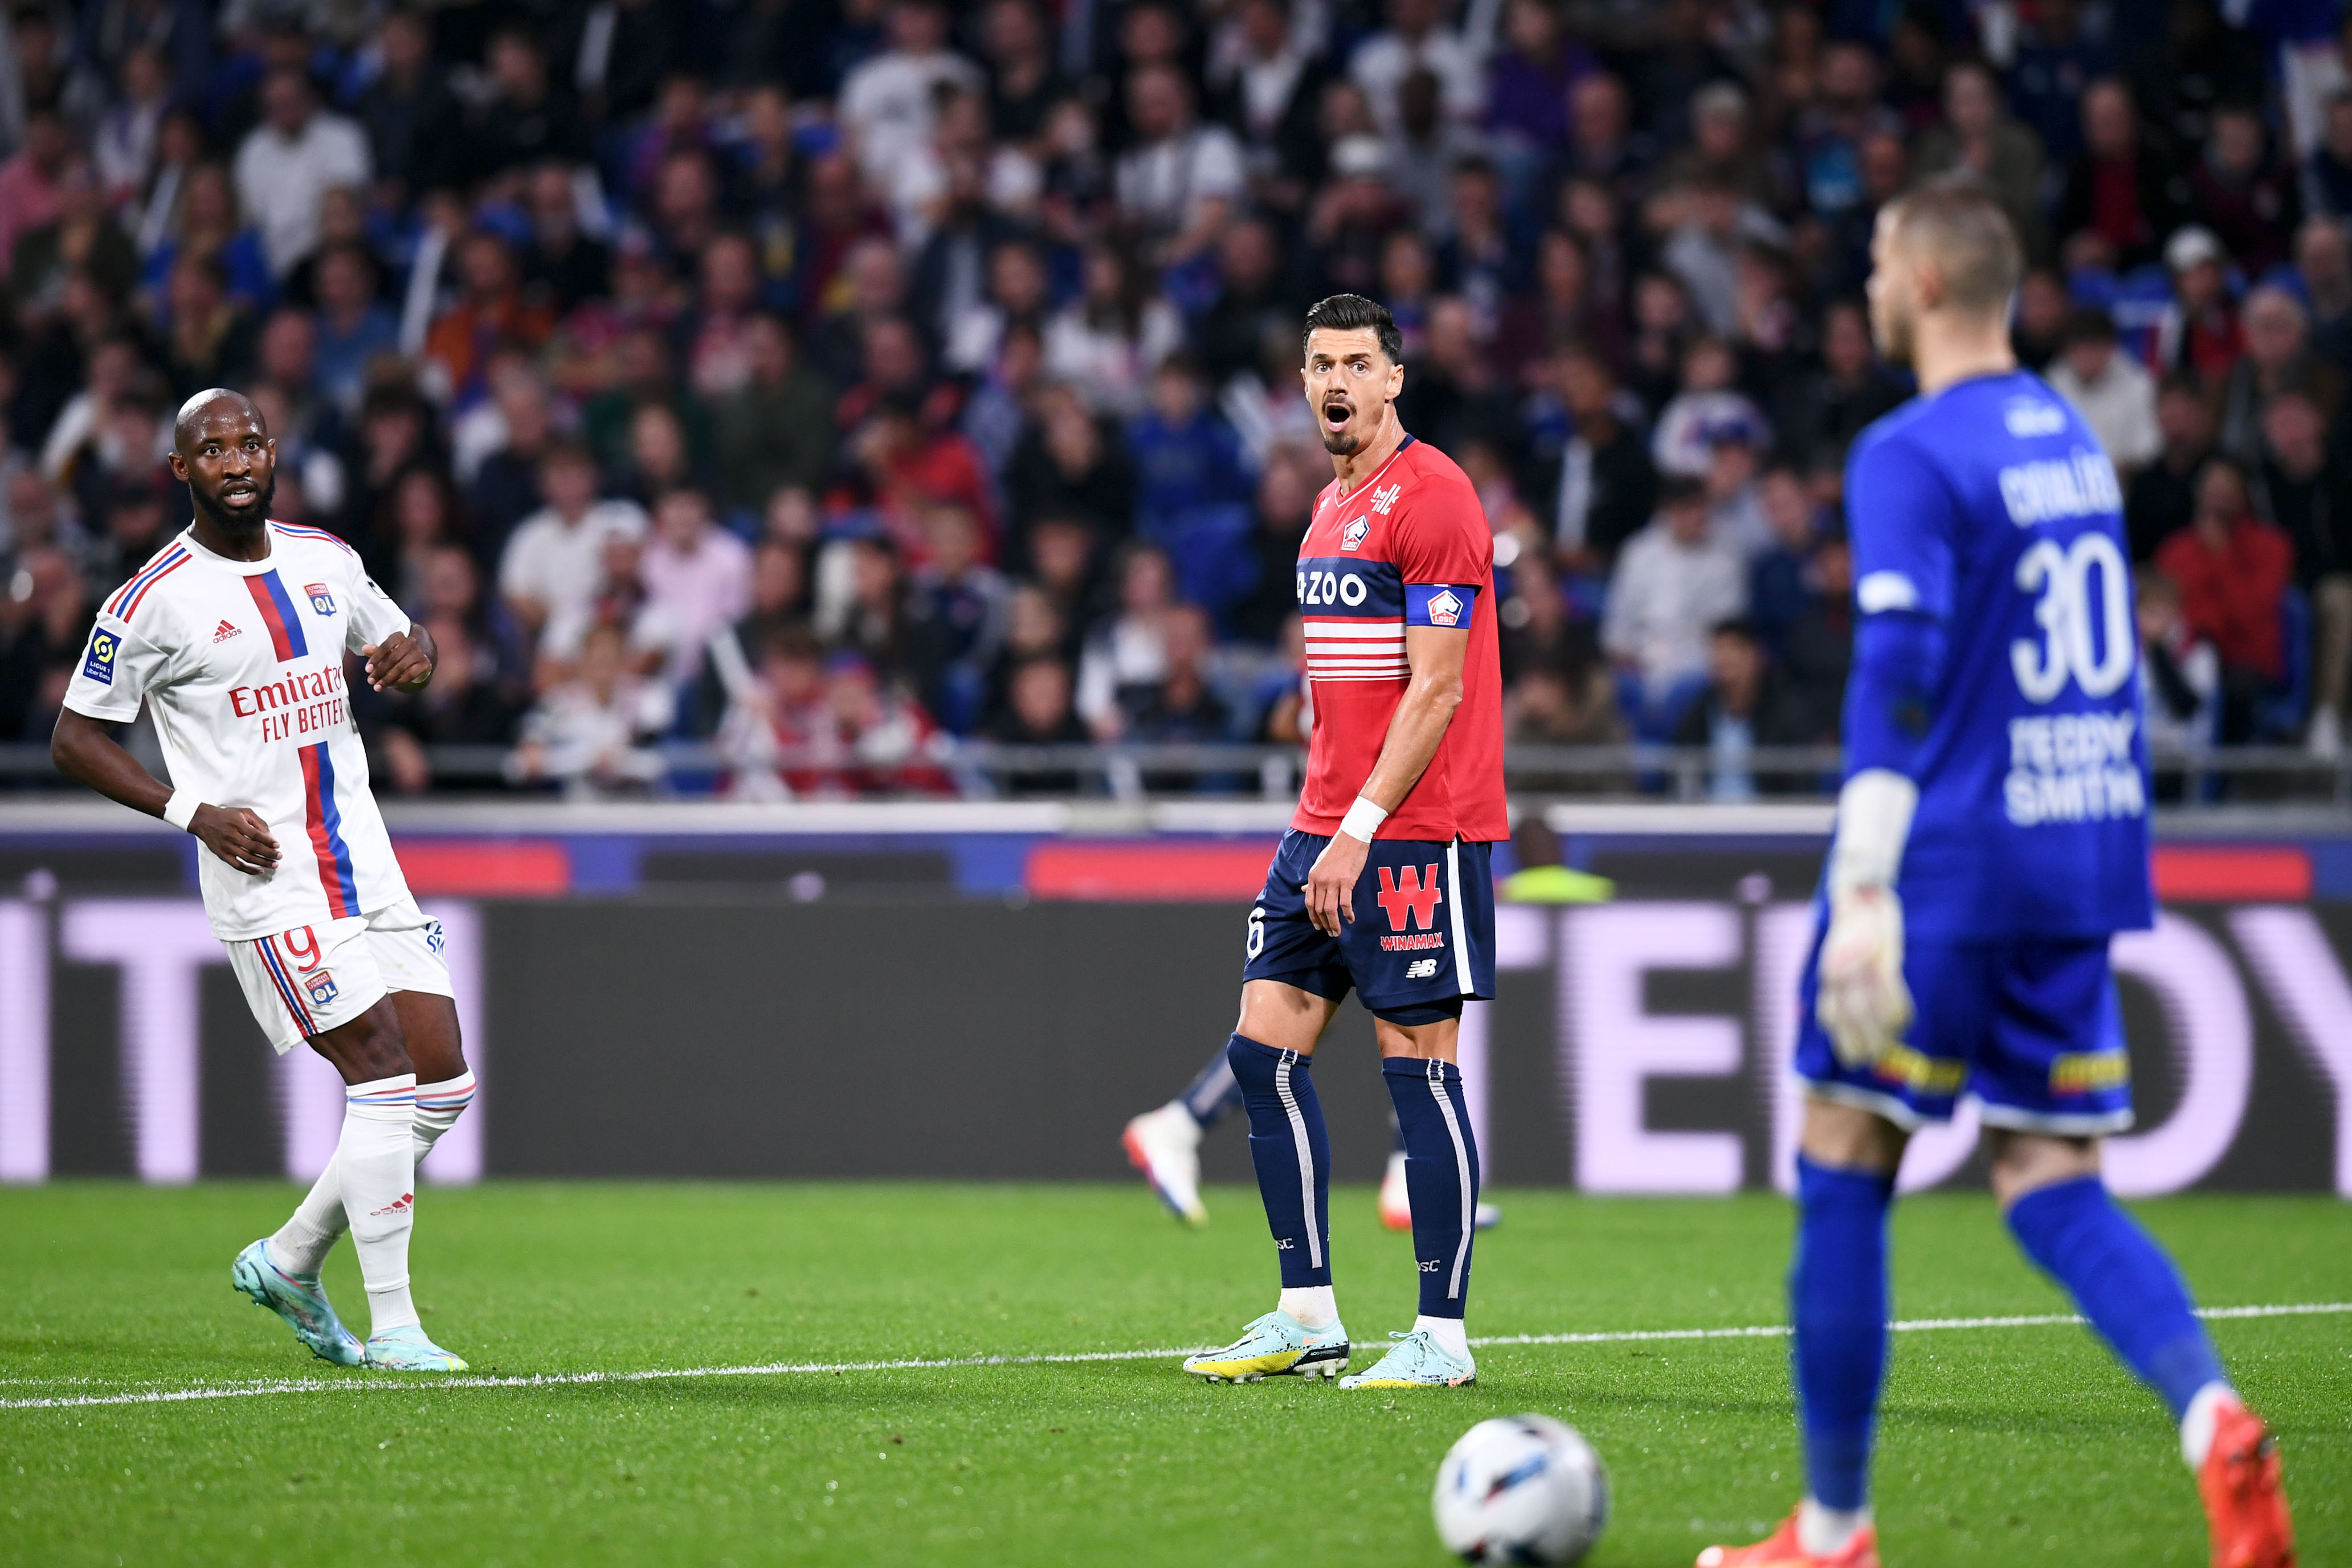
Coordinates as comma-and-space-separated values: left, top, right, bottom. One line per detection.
0, 741, 2345, 806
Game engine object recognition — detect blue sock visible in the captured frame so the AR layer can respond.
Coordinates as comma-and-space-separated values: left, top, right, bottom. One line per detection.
1791, 1156, 1894, 1512
1226, 1034, 1331, 1288
1383, 1058, 1480, 1318
1178, 1047, 1243, 1128
2006, 1177, 2228, 1419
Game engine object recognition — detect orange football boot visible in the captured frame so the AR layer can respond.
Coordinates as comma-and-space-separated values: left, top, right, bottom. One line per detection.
1696, 1510, 1881, 1568
2199, 1400, 2296, 1568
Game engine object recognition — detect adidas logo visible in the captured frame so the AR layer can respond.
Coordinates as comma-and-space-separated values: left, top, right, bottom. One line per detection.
212, 620, 242, 643
369, 1192, 414, 1217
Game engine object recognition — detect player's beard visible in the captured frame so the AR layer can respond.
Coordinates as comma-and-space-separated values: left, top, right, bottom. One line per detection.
1321, 401, 1364, 456
192, 474, 277, 537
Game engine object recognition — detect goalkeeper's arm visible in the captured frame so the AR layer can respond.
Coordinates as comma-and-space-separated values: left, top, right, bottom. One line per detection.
1817, 611, 1947, 1067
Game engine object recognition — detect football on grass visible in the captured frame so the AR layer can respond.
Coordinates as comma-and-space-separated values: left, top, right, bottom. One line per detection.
1432, 1414, 1610, 1565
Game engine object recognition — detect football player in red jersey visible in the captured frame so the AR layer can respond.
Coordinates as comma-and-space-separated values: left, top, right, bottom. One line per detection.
1179, 294, 1507, 1391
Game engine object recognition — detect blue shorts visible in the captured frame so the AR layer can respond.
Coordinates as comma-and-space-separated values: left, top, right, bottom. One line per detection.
1242, 831, 1496, 1024
1794, 910, 2135, 1136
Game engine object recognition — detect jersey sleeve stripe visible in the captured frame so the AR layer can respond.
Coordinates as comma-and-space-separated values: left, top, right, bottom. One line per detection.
253, 937, 317, 1035
297, 742, 362, 918
271, 522, 356, 554
108, 548, 189, 619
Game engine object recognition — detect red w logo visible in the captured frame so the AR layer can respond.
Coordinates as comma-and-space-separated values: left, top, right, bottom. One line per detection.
1375, 864, 1444, 931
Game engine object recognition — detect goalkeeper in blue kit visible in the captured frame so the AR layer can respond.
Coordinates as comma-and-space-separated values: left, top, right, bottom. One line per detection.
1699, 185, 2294, 1568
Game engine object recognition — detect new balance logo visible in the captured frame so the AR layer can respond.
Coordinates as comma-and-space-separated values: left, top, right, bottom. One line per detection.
369, 1192, 414, 1218
1405, 958, 1440, 979
1370, 483, 1401, 515
213, 620, 242, 643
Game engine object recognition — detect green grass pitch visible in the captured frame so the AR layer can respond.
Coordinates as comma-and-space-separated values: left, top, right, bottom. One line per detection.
1, 1182, 2346, 1567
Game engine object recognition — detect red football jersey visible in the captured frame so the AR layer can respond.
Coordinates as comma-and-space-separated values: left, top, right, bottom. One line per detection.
1292, 435, 1507, 843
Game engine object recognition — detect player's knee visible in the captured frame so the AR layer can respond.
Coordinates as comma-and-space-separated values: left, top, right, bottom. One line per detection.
1989, 1132, 2101, 1211
1798, 1097, 1908, 1174
321, 1001, 413, 1082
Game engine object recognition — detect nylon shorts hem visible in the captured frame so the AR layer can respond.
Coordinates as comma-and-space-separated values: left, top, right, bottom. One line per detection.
1243, 966, 1351, 1003
1972, 1101, 2137, 1137
1801, 1077, 1935, 1132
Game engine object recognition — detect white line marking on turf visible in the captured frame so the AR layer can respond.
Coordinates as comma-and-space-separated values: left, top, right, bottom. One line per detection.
3, 1302, 2345, 1414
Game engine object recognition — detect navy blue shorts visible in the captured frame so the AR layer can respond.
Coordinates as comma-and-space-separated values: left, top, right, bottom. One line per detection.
1241, 830, 1496, 1024
1794, 907, 2135, 1136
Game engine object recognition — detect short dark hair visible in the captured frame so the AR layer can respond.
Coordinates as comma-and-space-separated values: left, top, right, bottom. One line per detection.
1882, 178, 2024, 315
1302, 293, 1404, 366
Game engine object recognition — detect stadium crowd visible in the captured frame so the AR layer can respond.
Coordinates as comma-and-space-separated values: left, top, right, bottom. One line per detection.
0, 0, 2343, 799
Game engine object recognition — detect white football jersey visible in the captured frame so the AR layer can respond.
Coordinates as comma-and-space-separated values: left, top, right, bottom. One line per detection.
64, 522, 416, 941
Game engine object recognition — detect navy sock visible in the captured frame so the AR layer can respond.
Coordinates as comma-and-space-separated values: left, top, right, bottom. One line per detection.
1791, 1156, 1894, 1512
1226, 1034, 1331, 1288
1383, 1057, 1480, 1318
1178, 1046, 1243, 1128
2006, 1177, 2228, 1419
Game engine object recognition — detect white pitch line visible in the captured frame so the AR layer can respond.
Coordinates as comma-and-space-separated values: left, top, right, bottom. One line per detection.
3, 1302, 2345, 1414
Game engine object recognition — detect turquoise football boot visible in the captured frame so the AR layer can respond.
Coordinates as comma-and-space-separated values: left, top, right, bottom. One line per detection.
1338, 1328, 1476, 1389
363, 1324, 469, 1372
1181, 1309, 1349, 1382
231, 1239, 363, 1367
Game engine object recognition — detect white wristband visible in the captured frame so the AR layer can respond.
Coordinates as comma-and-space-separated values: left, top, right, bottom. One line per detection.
1827, 769, 1918, 900
1338, 795, 1389, 843
162, 790, 201, 831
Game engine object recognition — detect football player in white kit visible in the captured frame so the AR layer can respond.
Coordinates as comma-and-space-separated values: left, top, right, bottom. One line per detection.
52, 390, 472, 1372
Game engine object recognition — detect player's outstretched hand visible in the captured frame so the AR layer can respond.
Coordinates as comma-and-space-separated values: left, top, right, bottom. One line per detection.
191, 804, 280, 876
1816, 884, 1913, 1069
362, 631, 433, 693
1305, 832, 1371, 937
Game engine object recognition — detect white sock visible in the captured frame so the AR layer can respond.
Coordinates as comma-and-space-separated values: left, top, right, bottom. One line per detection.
1797, 1497, 1871, 1555
2180, 1381, 2239, 1470
1279, 1285, 1337, 1329
1414, 1314, 1470, 1361
336, 1073, 419, 1336
271, 1070, 475, 1275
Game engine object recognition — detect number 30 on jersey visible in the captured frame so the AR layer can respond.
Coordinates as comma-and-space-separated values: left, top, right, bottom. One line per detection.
2010, 533, 2134, 703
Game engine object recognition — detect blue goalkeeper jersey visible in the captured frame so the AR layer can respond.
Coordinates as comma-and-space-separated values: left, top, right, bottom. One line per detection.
1841, 368, 2155, 941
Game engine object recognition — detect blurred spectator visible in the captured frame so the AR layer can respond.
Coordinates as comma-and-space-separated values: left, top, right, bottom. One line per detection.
909, 505, 1010, 732
0, 544, 88, 741
712, 313, 835, 514
11, 158, 136, 315
2011, 267, 2073, 374
1651, 337, 1771, 480
1913, 62, 2046, 259
1776, 529, 1855, 737
820, 531, 922, 683
988, 655, 1092, 795
840, 0, 983, 197
373, 616, 525, 796
2137, 570, 2222, 754
2191, 103, 2302, 276
2131, 0, 2267, 158
1351, 0, 1483, 138
0, 104, 70, 266
1673, 618, 1815, 800
2249, 390, 2352, 752
1779, 297, 1906, 471
2151, 225, 2244, 388
1006, 383, 1137, 547
2047, 308, 2162, 477
1541, 343, 1656, 568
425, 230, 557, 407
1129, 354, 1252, 540
2057, 78, 2194, 271
1230, 454, 1314, 645
310, 242, 398, 415
141, 160, 273, 316
1746, 463, 1821, 658
714, 624, 830, 801
232, 68, 370, 280
639, 487, 754, 683
499, 443, 650, 658
2216, 283, 2345, 459
1076, 541, 1177, 739
354, 7, 457, 199
463, 27, 587, 190
512, 620, 673, 798
2307, 90, 2352, 218
159, 253, 256, 398
1602, 476, 1746, 733
2154, 456, 2294, 740
521, 164, 611, 319
2128, 376, 2220, 561
1125, 601, 1232, 753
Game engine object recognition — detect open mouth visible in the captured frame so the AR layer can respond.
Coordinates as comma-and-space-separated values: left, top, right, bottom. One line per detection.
220, 481, 259, 505
1323, 401, 1351, 431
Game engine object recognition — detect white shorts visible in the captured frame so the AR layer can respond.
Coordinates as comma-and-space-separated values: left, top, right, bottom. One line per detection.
227, 896, 455, 1055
